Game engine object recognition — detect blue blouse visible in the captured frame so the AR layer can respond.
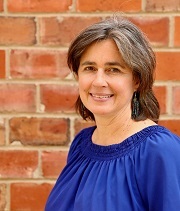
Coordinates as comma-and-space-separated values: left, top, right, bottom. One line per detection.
45, 125, 180, 211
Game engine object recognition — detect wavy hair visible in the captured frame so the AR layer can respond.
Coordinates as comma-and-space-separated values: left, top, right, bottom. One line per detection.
67, 15, 160, 123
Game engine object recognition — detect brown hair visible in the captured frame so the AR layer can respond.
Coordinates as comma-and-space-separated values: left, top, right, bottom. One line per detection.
67, 15, 160, 123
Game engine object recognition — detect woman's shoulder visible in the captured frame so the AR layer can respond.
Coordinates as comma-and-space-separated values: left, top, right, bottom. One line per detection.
140, 125, 180, 160
73, 126, 96, 144
136, 126, 180, 209
145, 125, 180, 147
67, 126, 96, 161
135, 125, 180, 181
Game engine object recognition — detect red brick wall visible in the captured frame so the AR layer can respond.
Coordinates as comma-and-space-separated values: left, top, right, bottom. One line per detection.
0, 0, 180, 210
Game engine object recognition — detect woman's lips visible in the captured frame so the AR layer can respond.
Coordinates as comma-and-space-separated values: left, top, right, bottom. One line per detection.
90, 93, 114, 99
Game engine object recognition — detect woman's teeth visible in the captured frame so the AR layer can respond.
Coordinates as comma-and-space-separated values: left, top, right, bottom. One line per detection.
91, 94, 112, 99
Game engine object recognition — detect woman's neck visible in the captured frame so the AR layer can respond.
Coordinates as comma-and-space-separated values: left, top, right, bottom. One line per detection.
92, 113, 156, 146
92, 111, 133, 146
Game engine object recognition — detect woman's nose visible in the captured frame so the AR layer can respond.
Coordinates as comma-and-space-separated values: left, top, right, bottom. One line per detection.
92, 69, 107, 87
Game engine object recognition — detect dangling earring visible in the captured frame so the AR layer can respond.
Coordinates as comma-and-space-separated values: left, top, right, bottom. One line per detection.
132, 91, 140, 119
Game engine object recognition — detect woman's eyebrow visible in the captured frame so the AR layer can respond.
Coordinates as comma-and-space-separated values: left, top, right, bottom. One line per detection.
105, 62, 126, 68
81, 61, 96, 66
80, 61, 126, 68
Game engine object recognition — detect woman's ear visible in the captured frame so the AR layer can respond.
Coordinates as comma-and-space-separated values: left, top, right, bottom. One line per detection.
133, 73, 140, 90
135, 80, 140, 89
133, 78, 140, 90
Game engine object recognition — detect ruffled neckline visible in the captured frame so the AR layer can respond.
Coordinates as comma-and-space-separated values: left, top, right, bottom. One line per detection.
80, 125, 165, 161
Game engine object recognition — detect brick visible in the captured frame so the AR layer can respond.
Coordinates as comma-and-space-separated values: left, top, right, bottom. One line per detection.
0, 84, 36, 113
130, 17, 169, 47
0, 184, 7, 211
0, 150, 38, 178
40, 84, 78, 112
76, 0, 141, 12
146, 0, 180, 11
155, 52, 180, 81
172, 86, 180, 114
39, 17, 102, 46
11, 183, 53, 211
42, 151, 68, 178
10, 117, 70, 145
74, 118, 95, 135
8, 0, 72, 12
153, 86, 166, 114
10, 50, 70, 79
0, 50, 5, 78
0, 118, 5, 146
174, 17, 180, 47
0, 0, 3, 11
159, 120, 180, 136
0, 17, 36, 46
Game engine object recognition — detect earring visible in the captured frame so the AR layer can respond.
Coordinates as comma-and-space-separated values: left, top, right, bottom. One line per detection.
132, 91, 140, 119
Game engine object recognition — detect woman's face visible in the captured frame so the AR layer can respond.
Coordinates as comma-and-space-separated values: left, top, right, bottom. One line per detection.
77, 39, 138, 119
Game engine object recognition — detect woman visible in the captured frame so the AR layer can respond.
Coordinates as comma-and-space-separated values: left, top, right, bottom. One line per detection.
45, 16, 180, 210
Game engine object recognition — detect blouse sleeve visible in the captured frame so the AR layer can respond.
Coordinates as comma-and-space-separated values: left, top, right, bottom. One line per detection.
136, 129, 180, 211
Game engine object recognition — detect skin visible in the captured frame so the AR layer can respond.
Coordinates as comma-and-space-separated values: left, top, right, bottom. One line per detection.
77, 39, 155, 145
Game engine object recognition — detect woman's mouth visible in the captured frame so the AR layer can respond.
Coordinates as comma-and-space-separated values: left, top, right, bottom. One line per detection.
90, 93, 114, 99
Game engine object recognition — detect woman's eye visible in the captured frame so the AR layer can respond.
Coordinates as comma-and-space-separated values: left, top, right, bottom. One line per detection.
107, 68, 121, 73
84, 66, 96, 71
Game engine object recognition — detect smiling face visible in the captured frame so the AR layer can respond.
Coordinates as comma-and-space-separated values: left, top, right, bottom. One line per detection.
77, 39, 139, 120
